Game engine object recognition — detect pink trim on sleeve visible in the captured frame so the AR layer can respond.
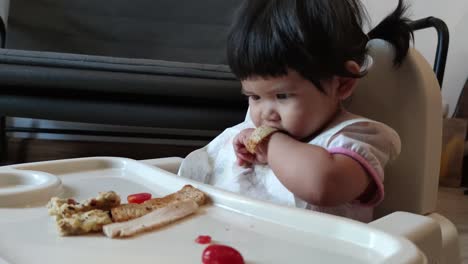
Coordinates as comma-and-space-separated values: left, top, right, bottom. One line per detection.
328, 147, 384, 207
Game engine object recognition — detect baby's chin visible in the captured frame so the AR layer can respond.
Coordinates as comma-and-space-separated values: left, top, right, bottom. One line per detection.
276, 130, 305, 141
293, 130, 320, 142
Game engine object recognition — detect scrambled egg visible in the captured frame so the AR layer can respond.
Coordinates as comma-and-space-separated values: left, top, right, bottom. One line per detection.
47, 191, 120, 236
57, 209, 112, 236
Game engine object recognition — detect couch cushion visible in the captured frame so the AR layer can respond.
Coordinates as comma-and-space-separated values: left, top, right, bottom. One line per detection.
0, 49, 244, 104
6, 0, 241, 64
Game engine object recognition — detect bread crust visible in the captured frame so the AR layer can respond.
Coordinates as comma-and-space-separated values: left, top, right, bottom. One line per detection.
103, 200, 198, 238
246, 126, 278, 154
111, 185, 206, 222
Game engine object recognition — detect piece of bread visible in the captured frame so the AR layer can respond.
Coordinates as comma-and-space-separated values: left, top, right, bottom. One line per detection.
103, 200, 198, 238
47, 191, 120, 217
57, 209, 113, 236
245, 126, 278, 154
111, 185, 206, 222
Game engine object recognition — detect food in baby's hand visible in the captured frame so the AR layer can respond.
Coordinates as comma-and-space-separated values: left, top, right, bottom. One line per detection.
127, 192, 152, 204
246, 125, 278, 154
202, 244, 245, 264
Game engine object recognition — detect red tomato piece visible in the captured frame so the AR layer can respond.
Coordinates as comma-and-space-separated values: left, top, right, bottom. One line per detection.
195, 235, 212, 244
202, 244, 245, 264
127, 193, 152, 204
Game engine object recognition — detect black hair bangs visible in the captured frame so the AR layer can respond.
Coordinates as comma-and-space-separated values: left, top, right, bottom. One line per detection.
227, 0, 411, 89
226, 0, 367, 90
227, 0, 325, 87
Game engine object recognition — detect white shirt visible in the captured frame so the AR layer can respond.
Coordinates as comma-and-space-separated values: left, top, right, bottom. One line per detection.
178, 112, 401, 223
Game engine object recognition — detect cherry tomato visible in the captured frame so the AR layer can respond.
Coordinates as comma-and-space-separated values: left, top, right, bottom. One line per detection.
195, 235, 212, 244
202, 244, 245, 264
127, 192, 152, 204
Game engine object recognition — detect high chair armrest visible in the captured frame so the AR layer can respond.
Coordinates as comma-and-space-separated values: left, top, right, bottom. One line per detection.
427, 213, 461, 264
139, 157, 184, 175
370, 212, 442, 263
369, 211, 460, 264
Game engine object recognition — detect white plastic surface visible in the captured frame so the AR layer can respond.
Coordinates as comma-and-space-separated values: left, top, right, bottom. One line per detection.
428, 213, 461, 264
0, 157, 426, 264
369, 212, 442, 263
0, 170, 61, 207
139, 157, 183, 174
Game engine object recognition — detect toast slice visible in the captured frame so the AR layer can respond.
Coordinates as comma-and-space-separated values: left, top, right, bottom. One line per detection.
111, 185, 206, 222
103, 200, 198, 238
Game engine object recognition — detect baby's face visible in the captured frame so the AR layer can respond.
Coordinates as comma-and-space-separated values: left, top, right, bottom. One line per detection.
241, 70, 341, 140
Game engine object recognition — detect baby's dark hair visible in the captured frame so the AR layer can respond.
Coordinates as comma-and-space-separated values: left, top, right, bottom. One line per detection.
227, 0, 414, 90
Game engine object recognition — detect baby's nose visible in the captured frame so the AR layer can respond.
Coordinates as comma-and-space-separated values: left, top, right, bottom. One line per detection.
262, 110, 280, 121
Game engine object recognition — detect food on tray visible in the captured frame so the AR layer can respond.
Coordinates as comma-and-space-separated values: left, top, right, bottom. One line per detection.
103, 200, 198, 238
57, 209, 113, 236
47, 191, 121, 217
111, 185, 207, 222
47, 191, 121, 236
195, 235, 212, 244
46, 198, 77, 216
46, 185, 206, 238
127, 192, 152, 204
202, 244, 245, 264
245, 125, 278, 154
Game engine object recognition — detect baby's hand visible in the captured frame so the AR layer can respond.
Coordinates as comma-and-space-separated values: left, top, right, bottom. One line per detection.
233, 128, 255, 167
233, 128, 268, 166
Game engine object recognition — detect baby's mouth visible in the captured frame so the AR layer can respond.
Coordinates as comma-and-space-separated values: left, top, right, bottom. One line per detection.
261, 122, 281, 129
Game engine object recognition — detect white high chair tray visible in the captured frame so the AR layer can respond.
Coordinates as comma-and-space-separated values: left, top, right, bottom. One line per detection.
0, 157, 425, 264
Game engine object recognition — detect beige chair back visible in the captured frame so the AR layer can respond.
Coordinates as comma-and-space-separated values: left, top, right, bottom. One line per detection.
348, 39, 442, 218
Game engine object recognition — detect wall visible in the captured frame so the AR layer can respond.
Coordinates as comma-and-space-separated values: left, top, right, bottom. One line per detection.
362, 0, 468, 116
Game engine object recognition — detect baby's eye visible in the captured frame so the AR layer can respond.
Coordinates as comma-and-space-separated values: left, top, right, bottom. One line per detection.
276, 93, 289, 100
249, 95, 261, 101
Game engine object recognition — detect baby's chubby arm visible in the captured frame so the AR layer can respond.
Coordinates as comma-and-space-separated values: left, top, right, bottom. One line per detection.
258, 132, 372, 207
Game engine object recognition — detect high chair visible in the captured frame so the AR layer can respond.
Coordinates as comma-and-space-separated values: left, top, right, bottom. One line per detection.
0, 0, 459, 259
141, 33, 461, 264
349, 38, 460, 264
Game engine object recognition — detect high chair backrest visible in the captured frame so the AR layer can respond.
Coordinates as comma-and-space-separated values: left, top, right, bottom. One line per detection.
347, 39, 443, 218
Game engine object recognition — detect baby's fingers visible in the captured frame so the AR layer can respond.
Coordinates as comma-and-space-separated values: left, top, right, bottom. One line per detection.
237, 147, 251, 154
237, 159, 251, 167
238, 152, 255, 162
236, 152, 255, 166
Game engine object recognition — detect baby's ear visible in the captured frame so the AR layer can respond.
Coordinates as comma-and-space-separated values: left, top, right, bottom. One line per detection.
337, 61, 360, 100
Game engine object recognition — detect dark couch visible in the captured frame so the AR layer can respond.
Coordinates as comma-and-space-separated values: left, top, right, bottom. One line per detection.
0, 0, 246, 161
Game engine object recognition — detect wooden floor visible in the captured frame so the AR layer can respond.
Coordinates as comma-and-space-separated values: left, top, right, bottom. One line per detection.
436, 187, 468, 263
4, 138, 468, 262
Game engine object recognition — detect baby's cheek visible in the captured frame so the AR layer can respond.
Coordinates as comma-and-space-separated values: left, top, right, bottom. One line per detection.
282, 111, 298, 126
250, 110, 262, 127
285, 116, 310, 138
